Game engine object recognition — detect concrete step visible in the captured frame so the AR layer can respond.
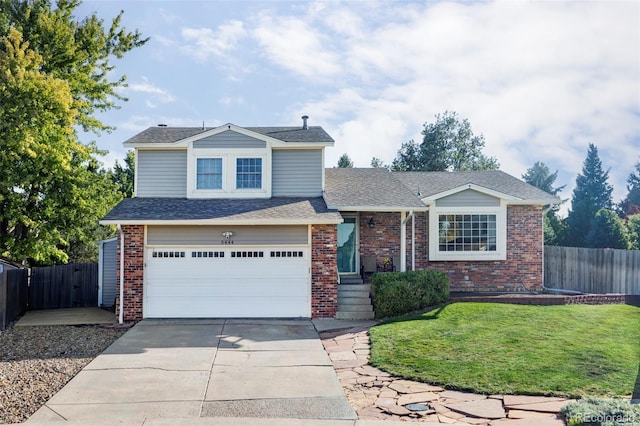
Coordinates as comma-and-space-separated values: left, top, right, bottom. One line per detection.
336, 311, 375, 320
340, 276, 364, 285
338, 284, 371, 292
337, 304, 373, 312
339, 297, 372, 305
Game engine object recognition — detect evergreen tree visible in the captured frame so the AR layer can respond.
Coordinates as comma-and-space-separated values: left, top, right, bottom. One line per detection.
522, 161, 566, 245
586, 209, 629, 249
564, 144, 613, 247
370, 157, 387, 169
391, 111, 499, 172
617, 161, 640, 218
111, 150, 135, 198
336, 153, 354, 168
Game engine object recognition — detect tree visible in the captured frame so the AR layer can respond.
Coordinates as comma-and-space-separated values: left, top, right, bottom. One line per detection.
617, 161, 640, 218
336, 153, 354, 168
585, 209, 629, 249
370, 157, 387, 169
563, 144, 613, 247
522, 161, 566, 245
626, 215, 640, 250
0, 1, 145, 264
0, 0, 149, 132
391, 111, 499, 172
111, 150, 135, 198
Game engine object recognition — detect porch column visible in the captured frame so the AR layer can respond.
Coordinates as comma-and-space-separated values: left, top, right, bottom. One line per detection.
400, 211, 407, 272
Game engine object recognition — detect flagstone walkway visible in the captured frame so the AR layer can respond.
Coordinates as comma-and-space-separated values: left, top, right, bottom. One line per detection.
319, 325, 572, 425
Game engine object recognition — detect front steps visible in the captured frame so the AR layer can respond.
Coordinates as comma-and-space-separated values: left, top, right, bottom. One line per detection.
336, 275, 374, 320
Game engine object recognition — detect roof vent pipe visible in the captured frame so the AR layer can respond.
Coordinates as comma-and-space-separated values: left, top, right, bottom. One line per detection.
301, 115, 309, 130
158, 124, 167, 127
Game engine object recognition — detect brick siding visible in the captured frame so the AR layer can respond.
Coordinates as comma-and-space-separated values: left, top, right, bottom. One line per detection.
115, 225, 144, 321
311, 224, 338, 318
360, 206, 545, 292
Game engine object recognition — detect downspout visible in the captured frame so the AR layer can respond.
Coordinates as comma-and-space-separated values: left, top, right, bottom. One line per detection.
401, 210, 415, 271
117, 224, 124, 324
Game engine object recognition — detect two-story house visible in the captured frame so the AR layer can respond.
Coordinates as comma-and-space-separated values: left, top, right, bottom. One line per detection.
101, 117, 559, 322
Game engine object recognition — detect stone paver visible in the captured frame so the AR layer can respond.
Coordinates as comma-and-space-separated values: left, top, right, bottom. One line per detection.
319, 325, 575, 425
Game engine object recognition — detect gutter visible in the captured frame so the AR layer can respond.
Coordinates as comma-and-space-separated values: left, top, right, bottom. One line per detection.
117, 224, 124, 324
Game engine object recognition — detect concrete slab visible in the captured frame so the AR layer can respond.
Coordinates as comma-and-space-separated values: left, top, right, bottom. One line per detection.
47, 368, 210, 404
85, 347, 217, 371
104, 323, 224, 350
201, 397, 357, 420
147, 418, 355, 426
214, 348, 331, 367
15, 307, 116, 326
37, 401, 201, 422
206, 365, 346, 400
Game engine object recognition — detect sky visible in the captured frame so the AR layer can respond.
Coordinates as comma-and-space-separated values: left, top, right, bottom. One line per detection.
75, 0, 640, 216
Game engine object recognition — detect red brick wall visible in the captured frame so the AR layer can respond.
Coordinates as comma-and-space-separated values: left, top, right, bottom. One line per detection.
408, 206, 544, 292
311, 224, 338, 318
115, 225, 144, 321
359, 212, 401, 265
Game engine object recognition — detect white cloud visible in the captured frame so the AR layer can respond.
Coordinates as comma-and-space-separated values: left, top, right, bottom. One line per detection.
181, 20, 247, 61
127, 77, 175, 103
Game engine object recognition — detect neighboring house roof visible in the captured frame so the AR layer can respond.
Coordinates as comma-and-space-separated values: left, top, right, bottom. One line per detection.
324, 168, 427, 211
123, 126, 334, 145
323, 168, 560, 210
101, 197, 342, 225
0, 258, 21, 271
392, 170, 560, 204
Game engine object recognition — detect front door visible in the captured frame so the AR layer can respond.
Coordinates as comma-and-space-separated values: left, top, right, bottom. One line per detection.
338, 217, 358, 274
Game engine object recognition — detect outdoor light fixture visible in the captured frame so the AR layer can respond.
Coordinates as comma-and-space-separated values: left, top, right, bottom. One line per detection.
222, 231, 234, 240
368, 218, 375, 228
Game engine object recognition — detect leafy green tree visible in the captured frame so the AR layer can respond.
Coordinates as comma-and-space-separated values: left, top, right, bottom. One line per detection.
626, 215, 640, 250
0, 0, 149, 132
563, 144, 613, 247
586, 209, 629, 249
336, 153, 354, 168
370, 157, 387, 169
111, 150, 135, 198
522, 161, 566, 245
391, 111, 499, 172
617, 161, 640, 218
0, 0, 145, 264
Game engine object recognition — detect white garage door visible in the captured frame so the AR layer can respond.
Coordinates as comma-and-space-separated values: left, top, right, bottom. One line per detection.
145, 247, 310, 318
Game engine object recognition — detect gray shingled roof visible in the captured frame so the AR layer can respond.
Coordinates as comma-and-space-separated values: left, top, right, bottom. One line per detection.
101, 197, 341, 224
324, 168, 427, 209
123, 126, 334, 145
323, 168, 560, 209
392, 171, 560, 203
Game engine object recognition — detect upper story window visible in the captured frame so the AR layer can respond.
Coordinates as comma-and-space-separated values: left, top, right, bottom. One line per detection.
236, 158, 262, 189
196, 158, 223, 189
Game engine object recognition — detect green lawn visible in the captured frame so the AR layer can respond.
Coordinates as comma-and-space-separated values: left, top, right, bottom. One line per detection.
369, 303, 640, 398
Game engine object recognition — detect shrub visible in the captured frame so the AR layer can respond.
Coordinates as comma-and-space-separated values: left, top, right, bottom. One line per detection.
370, 270, 449, 318
561, 398, 640, 426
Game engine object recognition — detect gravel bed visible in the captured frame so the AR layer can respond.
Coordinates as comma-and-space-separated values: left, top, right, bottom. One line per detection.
0, 324, 126, 424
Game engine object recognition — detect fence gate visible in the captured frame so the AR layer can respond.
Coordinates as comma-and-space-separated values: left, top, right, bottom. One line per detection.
0, 269, 29, 330
29, 263, 98, 310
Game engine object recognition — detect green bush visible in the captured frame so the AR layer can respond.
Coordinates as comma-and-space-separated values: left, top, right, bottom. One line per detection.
370, 270, 449, 319
561, 398, 640, 426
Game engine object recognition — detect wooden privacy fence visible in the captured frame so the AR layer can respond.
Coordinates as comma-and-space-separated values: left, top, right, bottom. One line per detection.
30, 263, 98, 310
544, 246, 640, 295
0, 269, 29, 330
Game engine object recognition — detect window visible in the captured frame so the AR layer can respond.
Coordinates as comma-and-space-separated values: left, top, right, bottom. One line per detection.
196, 158, 222, 189
438, 214, 497, 252
429, 206, 506, 261
236, 158, 262, 189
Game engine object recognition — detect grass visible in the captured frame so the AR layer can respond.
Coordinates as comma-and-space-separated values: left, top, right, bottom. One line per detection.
368, 302, 640, 398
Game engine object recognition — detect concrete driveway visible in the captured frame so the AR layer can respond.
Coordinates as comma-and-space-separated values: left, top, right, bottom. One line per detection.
27, 319, 357, 424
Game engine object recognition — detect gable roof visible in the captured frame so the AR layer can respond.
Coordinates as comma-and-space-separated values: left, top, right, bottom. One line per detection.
323, 168, 560, 210
123, 125, 334, 146
392, 170, 560, 204
100, 197, 342, 225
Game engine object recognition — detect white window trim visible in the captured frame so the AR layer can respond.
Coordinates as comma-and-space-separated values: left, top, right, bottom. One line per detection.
196, 157, 224, 191
187, 148, 271, 198
428, 204, 507, 261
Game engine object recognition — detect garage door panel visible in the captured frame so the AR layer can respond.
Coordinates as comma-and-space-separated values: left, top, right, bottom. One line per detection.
145, 247, 310, 318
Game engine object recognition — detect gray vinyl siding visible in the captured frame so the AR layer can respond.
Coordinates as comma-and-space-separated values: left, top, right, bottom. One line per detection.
137, 150, 187, 197
436, 189, 501, 207
193, 130, 266, 148
272, 150, 323, 196
147, 225, 308, 246
100, 239, 117, 308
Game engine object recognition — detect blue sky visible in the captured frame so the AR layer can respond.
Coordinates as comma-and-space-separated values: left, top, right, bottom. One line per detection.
76, 0, 639, 216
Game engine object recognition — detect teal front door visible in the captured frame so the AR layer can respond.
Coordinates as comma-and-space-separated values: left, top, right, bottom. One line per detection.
338, 217, 357, 274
